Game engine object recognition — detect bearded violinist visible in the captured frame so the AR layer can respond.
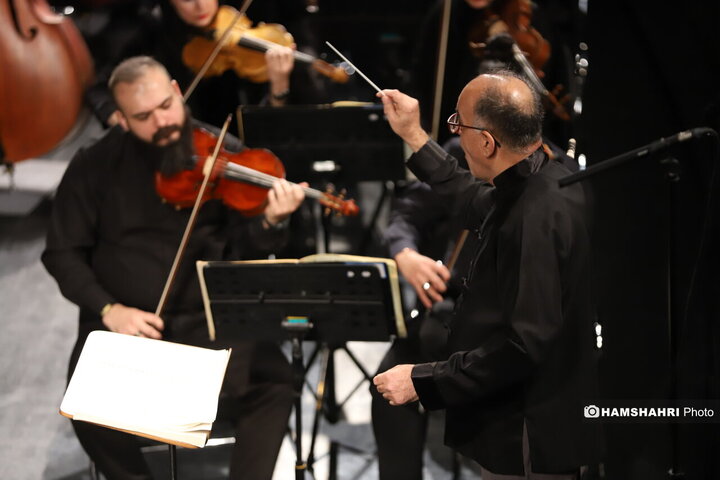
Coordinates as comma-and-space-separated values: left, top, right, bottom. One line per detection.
43, 56, 305, 480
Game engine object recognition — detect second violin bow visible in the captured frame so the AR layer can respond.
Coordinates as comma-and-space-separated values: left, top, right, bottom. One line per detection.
184, 0, 255, 101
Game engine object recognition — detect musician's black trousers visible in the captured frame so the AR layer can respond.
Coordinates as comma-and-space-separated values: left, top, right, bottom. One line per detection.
370, 335, 429, 480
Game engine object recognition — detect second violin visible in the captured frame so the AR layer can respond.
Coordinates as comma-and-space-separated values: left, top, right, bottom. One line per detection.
182, 6, 350, 85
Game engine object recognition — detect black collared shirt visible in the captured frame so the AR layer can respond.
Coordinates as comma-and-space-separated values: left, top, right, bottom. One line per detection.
405, 139, 600, 474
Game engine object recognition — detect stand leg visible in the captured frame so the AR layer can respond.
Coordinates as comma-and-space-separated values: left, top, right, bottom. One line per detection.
307, 347, 332, 475
328, 441, 339, 480
324, 347, 340, 423
169, 444, 177, 480
341, 345, 374, 382
304, 343, 377, 480
290, 337, 307, 480
662, 157, 684, 480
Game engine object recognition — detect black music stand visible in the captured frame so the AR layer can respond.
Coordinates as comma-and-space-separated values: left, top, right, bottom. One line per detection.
198, 259, 404, 479
238, 104, 406, 253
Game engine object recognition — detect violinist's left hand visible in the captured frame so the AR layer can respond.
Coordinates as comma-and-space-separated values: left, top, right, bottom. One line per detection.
266, 44, 295, 105
264, 179, 306, 226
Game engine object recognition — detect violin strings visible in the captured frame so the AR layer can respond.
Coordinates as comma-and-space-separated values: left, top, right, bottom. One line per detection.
223, 162, 324, 199
237, 36, 315, 64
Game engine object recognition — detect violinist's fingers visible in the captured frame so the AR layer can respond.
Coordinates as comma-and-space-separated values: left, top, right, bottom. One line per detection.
288, 182, 305, 203
264, 180, 303, 221
140, 312, 165, 332
102, 304, 163, 340
137, 319, 163, 340
266, 46, 294, 75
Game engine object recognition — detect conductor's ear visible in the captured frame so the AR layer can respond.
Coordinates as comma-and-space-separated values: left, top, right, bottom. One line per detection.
481, 130, 498, 156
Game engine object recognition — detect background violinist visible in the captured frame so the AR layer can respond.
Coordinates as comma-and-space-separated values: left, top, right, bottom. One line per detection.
84, 0, 327, 130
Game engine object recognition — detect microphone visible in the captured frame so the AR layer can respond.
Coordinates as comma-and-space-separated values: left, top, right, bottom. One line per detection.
559, 127, 718, 187
640, 127, 716, 157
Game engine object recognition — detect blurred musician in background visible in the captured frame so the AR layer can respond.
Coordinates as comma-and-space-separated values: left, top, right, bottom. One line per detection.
85, 0, 326, 130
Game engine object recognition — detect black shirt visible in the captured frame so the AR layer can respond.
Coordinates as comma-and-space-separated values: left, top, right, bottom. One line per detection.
407, 139, 601, 474
42, 122, 286, 331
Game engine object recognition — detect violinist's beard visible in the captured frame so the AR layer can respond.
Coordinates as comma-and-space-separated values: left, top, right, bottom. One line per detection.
140, 110, 195, 177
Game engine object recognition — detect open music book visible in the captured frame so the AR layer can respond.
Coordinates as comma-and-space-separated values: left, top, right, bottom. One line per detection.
60, 331, 231, 448
197, 253, 406, 341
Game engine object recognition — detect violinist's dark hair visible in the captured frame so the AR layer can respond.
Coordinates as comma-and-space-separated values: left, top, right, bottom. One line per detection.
473, 68, 544, 153
108, 56, 170, 94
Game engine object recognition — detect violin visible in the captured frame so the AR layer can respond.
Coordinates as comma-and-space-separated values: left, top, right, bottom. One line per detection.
467, 0, 570, 121
155, 127, 359, 217
182, 5, 349, 85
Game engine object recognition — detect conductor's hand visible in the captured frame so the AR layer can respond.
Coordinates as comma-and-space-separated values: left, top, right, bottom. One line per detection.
102, 303, 164, 339
373, 364, 419, 406
264, 179, 307, 226
377, 89, 429, 152
395, 248, 450, 309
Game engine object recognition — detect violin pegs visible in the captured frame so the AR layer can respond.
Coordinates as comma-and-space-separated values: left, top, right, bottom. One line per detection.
551, 84, 564, 96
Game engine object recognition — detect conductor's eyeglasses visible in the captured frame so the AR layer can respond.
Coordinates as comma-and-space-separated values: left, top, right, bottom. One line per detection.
447, 112, 502, 148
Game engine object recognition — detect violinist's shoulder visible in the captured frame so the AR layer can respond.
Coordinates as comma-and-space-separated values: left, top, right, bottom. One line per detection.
69, 125, 126, 173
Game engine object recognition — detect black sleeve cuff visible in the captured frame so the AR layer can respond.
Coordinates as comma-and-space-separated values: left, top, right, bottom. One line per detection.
411, 362, 445, 410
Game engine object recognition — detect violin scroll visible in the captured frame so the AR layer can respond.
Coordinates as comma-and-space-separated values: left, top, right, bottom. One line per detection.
322, 185, 359, 217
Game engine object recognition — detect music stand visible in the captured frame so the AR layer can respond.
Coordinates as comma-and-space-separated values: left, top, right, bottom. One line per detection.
197, 258, 405, 479
238, 104, 406, 253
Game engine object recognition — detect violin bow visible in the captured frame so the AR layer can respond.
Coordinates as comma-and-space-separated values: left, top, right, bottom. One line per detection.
430, 0, 453, 141
183, 0, 255, 101
155, 115, 232, 318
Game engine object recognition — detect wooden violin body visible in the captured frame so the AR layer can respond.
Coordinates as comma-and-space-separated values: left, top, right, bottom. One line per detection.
0, 0, 94, 163
468, 0, 550, 77
466, 0, 570, 121
181, 6, 349, 85
155, 128, 359, 217
156, 128, 284, 215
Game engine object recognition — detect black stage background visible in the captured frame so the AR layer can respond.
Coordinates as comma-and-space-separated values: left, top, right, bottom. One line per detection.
578, 1, 720, 479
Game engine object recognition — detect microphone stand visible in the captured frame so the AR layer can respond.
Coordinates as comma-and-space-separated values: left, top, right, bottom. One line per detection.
560, 128, 718, 480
